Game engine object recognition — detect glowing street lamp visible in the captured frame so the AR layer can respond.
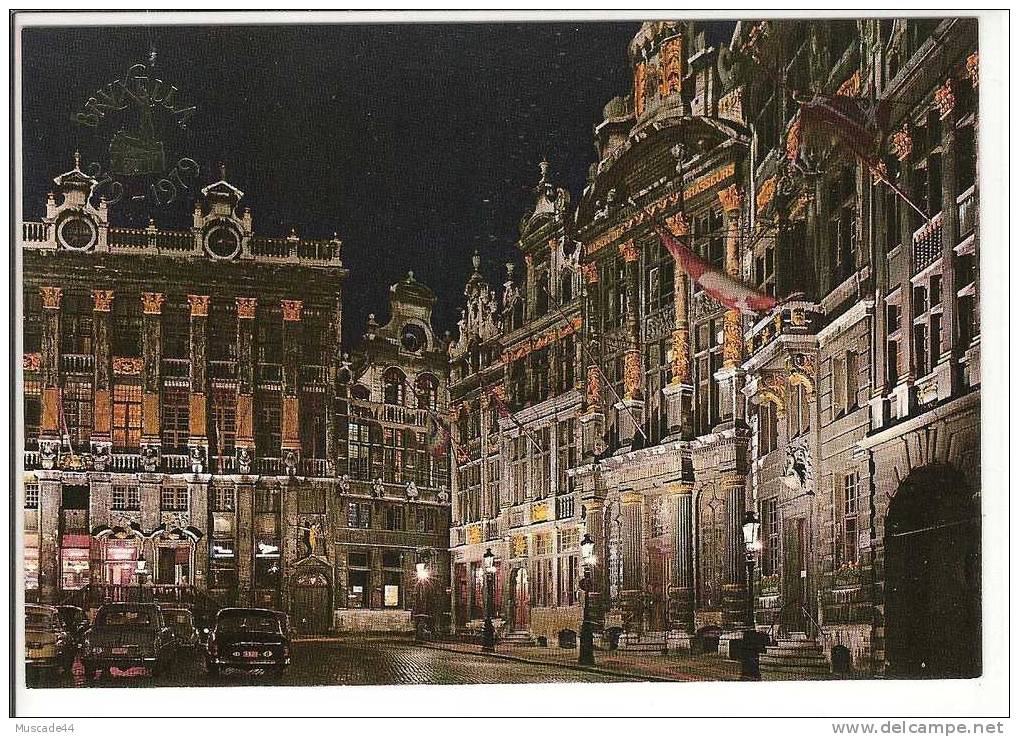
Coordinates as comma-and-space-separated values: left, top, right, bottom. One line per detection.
578, 533, 596, 666
481, 548, 496, 653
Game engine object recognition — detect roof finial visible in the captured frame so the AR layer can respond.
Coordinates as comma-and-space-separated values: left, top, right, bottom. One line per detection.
472, 249, 481, 272
407, 270, 414, 281
539, 157, 550, 181
218, 162, 227, 181
73, 149, 81, 170
149, 43, 157, 68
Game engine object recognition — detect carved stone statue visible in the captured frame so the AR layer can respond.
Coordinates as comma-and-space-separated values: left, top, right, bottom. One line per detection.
236, 447, 252, 475
91, 443, 112, 472
141, 445, 160, 473
372, 477, 386, 498
189, 445, 205, 474
283, 450, 299, 476
405, 481, 419, 500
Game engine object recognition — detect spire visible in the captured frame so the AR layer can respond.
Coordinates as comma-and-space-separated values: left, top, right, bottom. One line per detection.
218, 162, 227, 181
472, 249, 481, 273
73, 149, 81, 170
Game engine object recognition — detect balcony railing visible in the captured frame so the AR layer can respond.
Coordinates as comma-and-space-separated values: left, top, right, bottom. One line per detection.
209, 360, 237, 380
111, 453, 141, 472
24, 450, 40, 469
912, 212, 943, 274
256, 457, 283, 475
745, 301, 823, 358
23, 221, 51, 243
60, 353, 95, 374
109, 227, 149, 248
164, 454, 189, 472
257, 363, 283, 383
957, 187, 977, 241
299, 364, 330, 385
162, 358, 190, 377
302, 458, 330, 478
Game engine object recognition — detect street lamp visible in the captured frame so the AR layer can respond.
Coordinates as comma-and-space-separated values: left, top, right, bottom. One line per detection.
136, 553, 148, 603
481, 548, 496, 653
578, 533, 596, 666
414, 561, 431, 641
415, 562, 430, 581
739, 510, 764, 681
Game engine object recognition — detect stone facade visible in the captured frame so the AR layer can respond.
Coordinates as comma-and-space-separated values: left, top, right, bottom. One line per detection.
448, 18, 980, 676
20, 156, 450, 634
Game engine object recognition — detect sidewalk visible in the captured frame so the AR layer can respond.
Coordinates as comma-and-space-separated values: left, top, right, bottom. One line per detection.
421, 640, 742, 682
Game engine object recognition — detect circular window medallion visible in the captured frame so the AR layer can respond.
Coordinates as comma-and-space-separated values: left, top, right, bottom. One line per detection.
400, 324, 426, 353
204, 221, 241, 260
56, 215, 97, 251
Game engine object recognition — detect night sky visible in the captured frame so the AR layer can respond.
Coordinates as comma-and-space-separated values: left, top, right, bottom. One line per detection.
21, 21, 643, 346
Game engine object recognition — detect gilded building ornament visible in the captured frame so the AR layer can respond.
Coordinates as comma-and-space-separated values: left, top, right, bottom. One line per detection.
40, 286, 62, 310
889, 126, 913, 162
187, 294, 210, 317
92, 289, 114, 312
24, 353, 42, 372
756, 177, 777, 212
658, 36, 684, 97
633, 61, 647, 117
581, 262, 599, 283
786, 118, 802, 162
966, 52, 979, 88
934, 79, 956, 120
755, 373, 787, 417
717, 184, 744, 215
281, 299, 303, 322
585, 365, 602, 408
618, 239, 639, 263
836, 70, 861, 97
113, 357, 144, 375
236, 297, 258, 319
683, 162, 736, 202
670, 327, 690, 385
788, 352, 816, 395
623, 349, 642, 400
721, 311, 744, 368
140, 292, 165, 315
664, 211, 689, 237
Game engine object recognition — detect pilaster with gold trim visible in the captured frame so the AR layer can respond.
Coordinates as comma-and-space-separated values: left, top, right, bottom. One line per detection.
38, 287, 62, 467
140, 292, 165, 469
281, 299, 303, 468
235, 297, 258, 471
91, 290, 114, 460
187, 295, 210, 468
663, 211, 693, 439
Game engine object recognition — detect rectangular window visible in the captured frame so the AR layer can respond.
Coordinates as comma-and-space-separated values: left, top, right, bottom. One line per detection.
162, 307, 190, 359
112, 485, 140, 511
832, 354, 847, 418
255, 486, 281, 513
210, 387, 237, 457
763, 498, 780, 576
212, 485, 235, 512
842, 472, 861, 566
256, 393, 282, 458
347, 502, 371, 529
845, 351, 858, 412
347, 422, 372, 480
62, 378, 94, 450
758, 402, 778, 456
160, 486, 189, 512
161, 386, 190, 452
112, 384, 142, 452
25, 483, 40, 509
385, 505, 404, 531
298, 486, 326, 514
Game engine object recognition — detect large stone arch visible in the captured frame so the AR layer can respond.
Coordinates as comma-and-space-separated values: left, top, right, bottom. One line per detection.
884, 464, 980, 678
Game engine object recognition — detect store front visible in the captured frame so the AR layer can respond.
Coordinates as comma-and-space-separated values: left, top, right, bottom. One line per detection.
60, 534, 91, 591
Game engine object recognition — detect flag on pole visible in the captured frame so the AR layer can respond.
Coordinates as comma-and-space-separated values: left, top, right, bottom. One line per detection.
649, 219, 779, 314
425, 412, 469, 465
488, 389, 544, 454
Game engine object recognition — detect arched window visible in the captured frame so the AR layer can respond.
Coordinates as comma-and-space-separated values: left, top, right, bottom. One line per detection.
383, 368, 406, 405
416, 373, 439, 411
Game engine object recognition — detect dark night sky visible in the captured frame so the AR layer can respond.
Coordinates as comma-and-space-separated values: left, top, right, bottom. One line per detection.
21, 21, 643, 346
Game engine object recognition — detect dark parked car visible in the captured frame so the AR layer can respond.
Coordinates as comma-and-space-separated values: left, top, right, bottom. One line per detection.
55, 605, 89, 647
206, 607, 291, 678
25, 604, 76, 677
80, 603, 174, 681
161, 606, 199, 651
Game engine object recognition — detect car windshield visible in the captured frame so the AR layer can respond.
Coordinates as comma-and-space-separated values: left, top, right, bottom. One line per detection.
97, 610, 156, 627
218, 614, 281, 633
26, 611, 56, 629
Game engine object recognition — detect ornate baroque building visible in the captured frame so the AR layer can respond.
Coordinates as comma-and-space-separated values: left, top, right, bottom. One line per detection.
448, 17, 980, 677
20, 158, 450, 634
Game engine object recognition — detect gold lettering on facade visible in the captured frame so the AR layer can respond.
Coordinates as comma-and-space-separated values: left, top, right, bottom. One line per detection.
683, 162, 736, 202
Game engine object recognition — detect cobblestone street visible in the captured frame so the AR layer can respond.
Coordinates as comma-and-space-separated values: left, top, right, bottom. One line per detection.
30, 639, 637, 688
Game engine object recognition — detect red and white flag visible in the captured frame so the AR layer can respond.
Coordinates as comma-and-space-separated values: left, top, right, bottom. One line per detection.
650, 219, 778, 314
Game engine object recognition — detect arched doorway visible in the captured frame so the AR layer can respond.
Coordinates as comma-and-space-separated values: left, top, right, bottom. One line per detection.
292, 567, 332, 635
884, 464, 980, 678
509, 567, 529, 632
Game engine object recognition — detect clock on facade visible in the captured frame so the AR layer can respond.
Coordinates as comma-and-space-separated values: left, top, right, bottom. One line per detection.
56, 214, 97, 250
203, 221, 241, 259
400, 324, 426, 353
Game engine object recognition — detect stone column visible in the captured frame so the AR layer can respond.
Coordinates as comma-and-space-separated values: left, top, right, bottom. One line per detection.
722, 472, 748, 625
187, 295, 210, 472
715, 185, 747, 426
619, 490, 644, 627
188, 475, 211, 592
236, 480, 254, 605
140, 293, 165, 471
37, 471, 62, 602
281, 300, 303, 473
235, 298, 257, 474
666, 485, 694, 631
38, 287, 62, 467
89, 474, 112, 589
663, 212, 694, 439
935, 80, 960, 398
583, 498, 605, 617
616, 240, 644, 447
91, 290, 114, 466
579, 265, 605, 460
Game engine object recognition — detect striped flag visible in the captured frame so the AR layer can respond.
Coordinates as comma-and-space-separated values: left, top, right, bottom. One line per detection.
650, 219, 778, 314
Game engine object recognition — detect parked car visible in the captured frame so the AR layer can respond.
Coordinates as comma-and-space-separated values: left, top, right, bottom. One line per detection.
80, 603, 174, 681
160, 606, 199, 651
206, 607, 291, 678
25, 604, 76, 678
55, 605, 89, 648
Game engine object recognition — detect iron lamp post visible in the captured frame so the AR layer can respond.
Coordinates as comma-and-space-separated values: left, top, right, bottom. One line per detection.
740, 510, 764, 681
578, 533, 596, 666
136, 554, 148, 603
481, 548, 496, 653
